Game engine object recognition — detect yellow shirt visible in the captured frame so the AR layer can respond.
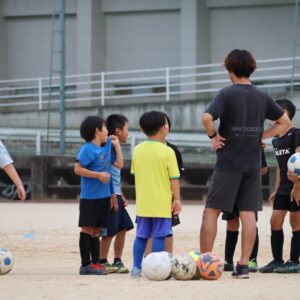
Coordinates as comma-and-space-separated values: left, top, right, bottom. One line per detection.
131, 140, 180, 218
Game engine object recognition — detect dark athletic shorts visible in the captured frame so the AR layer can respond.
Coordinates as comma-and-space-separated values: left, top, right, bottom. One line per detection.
222, 207, 258, 221
206, 170, 262, 212
101, 195, 134, 237
79, 197, 110, 228
273, 193, 300, 212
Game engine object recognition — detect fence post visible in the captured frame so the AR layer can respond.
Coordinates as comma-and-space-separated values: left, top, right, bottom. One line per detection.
38, 78, 42, 110
36, 131, 41, 155
130, 133, 136, 155
101, 72, 105, 106
165, 67, 170, 101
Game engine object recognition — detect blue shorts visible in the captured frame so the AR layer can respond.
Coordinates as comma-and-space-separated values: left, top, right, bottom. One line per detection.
136, 217, 172, 239
101, 195, 134, 237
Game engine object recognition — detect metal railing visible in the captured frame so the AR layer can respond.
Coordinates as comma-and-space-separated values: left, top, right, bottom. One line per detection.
0, 56, 299, 110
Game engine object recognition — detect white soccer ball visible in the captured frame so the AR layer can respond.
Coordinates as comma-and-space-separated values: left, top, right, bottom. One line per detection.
0, 248, 14, 275
142, 251, 172, 281
287, 153, 300, 176
171, 253, 197, 280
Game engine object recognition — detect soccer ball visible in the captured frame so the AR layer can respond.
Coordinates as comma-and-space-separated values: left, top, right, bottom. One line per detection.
171, 253, 197, 280
142, 251, 172, 281
188, 251, 202, 280
287, 153, 300, 176
0, 248, 14, 275
197, 252, 223, 280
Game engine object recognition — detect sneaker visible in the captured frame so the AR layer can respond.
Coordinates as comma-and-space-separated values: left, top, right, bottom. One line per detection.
130, 266, 142, 278
273, 260, 300, 273
248, 259, 258, 273
232, 263, 249, 279
79, 263, 107, 275
102, 262, 118, 274
112, 261, 129, 274
259, 260, 283, 273
224, 260, 234, 272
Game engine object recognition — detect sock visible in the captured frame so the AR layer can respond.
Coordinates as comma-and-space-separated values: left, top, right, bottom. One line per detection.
250, 228, 259, 262
114, 257, 122, 264
90, 236, 100, 264
225, 230, 239, 264
152, 237, 165, 252
79, 232, 91, 267
271, 229, 284, 262
290, 230, 300, 264
99, 259, 108, 264
133, 237, 148, 269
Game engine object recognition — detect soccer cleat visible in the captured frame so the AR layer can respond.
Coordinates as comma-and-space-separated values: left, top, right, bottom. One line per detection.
130, 266, 142, 278
232, 263, 249, 279
79, 263, 108, 275
273, 260, 300, 273
224, 260, 234, 272
248, 259, 258, 273
102, 262, 118, 274
112, 261, 129, 274
259, 260, 284, 273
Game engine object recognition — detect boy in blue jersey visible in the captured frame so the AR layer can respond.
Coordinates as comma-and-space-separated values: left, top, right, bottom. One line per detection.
100, 114, 134, 274
74, 116, 122, 275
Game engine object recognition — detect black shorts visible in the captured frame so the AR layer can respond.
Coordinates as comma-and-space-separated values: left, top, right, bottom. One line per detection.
101, 195, 134, 237
206, 170, 262, 212
273, 193, 300, 212
78, 198, 110, 228
222, 207, 258, 221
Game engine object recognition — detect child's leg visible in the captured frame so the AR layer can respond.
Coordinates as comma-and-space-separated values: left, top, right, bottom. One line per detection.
114, 229, 126, 260
133, 237, 148, 269
224, 217, 239, 264
80, 227, 93, 267
152, 237, 165, 252
290, 211, 300, 263
144, 238, 152, 257
249, 227, 259, 261
90, 228, 100, 264
100, 236, 113, 262
164, 236, 173, 253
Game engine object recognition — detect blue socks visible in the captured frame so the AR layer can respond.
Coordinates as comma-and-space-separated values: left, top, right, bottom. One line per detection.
152, 237, 165, 252
133, 237, 147, 269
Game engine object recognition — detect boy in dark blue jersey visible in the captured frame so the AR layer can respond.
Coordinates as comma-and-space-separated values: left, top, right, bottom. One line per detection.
100, 114, 134, 274
74, 116, 122, 275
259, 99, 300, 273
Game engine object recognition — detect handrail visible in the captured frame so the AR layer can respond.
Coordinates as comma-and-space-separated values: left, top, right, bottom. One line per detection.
0, 56, 298, 109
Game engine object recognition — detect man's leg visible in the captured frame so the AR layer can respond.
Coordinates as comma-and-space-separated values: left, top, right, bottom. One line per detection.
239, 211, 256, 265
200, 208, 221, 253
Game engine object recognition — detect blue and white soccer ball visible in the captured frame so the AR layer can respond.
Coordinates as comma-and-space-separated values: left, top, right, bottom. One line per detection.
0, 248, 14, 275
287, 153, 300, 176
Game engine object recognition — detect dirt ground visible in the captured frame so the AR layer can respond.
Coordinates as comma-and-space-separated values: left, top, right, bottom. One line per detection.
0, 201, 299, 300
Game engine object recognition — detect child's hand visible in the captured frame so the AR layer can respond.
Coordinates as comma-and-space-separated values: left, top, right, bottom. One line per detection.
110, 194, 119, 211
122, 195, 128, 207
287, 170, 299, 183
267, 190, 276, 205
110, 135, 120, 147
172, 199, 182, 215
17, 184, 26, 201
98, 172, 110, 183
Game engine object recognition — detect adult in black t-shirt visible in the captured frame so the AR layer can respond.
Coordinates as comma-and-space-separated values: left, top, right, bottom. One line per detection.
200, 49, 291, 279
259, 99, 300, 274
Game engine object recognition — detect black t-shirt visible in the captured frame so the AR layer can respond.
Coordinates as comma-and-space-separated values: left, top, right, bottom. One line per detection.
261, 150, 267, 168
166, 141, 184, 176
272, 127, 300, 195
206, 84, 283, 172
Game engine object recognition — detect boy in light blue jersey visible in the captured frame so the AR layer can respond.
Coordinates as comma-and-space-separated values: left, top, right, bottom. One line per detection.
75, 115, 122, 275
100, 114, 134, 274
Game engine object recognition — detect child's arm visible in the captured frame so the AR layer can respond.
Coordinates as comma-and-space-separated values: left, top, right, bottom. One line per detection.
3, 164, 26, 201
74, 162, 110, 183
288, 147, 300, 206
110, 135, 123, 168
171, 178, 182, 214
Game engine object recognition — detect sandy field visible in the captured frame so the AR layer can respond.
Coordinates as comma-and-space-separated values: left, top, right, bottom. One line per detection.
0, 201, 299, 300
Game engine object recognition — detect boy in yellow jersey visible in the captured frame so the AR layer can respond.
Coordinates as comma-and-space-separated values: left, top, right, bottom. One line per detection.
130, 111, 182, 278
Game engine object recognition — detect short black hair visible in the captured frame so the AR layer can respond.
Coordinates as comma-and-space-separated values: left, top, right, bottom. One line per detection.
139, 111, 166, 136
276, 99, 296, 120
106, 114, 128, 135
163, 112, 172, 131
224, 49, 256, 78
80, 115, 105, 142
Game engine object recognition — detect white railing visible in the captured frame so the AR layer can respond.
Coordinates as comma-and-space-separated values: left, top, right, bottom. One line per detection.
0, 56, 299, 110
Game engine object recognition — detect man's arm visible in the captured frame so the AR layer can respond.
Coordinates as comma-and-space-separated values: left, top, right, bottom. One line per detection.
202, 112, 225, 150
262, 114, 291, 140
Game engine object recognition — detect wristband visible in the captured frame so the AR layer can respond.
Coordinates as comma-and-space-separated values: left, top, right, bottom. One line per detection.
208, 132, 217, 139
